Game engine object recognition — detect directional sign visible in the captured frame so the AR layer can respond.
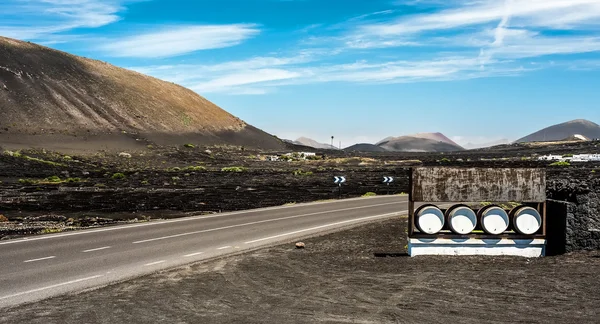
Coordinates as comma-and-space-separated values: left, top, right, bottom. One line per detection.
334, 176, 346, 184
383, 176, 394, 184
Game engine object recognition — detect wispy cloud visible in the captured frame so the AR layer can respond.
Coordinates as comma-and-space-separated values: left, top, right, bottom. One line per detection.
0, 0, 127, 40
99, 24, 261, 58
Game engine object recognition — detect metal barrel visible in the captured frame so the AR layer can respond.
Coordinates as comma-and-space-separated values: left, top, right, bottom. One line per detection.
445, 204, 477, 235
415, 205, 445, 234
477, 205, 509, 235
510, 206, 542, 235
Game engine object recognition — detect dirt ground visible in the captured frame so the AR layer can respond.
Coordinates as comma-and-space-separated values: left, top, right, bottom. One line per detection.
2, 217, 599, 324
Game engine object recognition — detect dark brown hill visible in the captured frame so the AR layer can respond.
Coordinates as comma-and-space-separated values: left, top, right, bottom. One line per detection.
515, 119, 600, 143
0, 36, 284, 152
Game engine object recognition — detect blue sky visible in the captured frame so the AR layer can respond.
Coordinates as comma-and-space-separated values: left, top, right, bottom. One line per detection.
1, 0, 600, 147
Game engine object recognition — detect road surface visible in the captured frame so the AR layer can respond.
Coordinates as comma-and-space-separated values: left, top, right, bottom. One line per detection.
0, 195, 408, 308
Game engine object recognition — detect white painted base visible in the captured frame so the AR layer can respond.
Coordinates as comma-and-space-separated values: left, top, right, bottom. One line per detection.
408, 238, 546, 257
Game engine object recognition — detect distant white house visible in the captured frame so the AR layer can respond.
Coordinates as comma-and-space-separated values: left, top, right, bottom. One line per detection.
538, 154, 563, 161
539, 153, 600, 162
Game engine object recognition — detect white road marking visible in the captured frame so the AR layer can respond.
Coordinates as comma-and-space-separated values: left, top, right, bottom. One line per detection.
0, 197, 406, 246
132, 202, 402, 244
144, 260, 166, 267
245, 211, 405, 244
183, 252, 204, 257
217, 246, 231, 250
23, 256, 56, 263
0, 275, 104, 301
82, 246, 111, 253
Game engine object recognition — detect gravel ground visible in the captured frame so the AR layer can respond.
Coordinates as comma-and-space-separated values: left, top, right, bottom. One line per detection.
2, 217, 599, 324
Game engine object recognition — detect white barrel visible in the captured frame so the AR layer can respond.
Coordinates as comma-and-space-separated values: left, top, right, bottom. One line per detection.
512, 206, 542, 235
447, 205, 477, 234
415, 205, 444, 234
479, 206, 509, 235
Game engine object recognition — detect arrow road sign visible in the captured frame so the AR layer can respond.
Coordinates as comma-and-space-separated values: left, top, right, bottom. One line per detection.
334, 176, 346, 184
383, 176, 394, 184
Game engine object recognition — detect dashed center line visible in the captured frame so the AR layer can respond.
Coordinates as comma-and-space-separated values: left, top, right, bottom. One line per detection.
132, 202, 401, 244
183, 252, 204, 257
217, 246, 232, 250
245, 211, 404, 244
144, 260, 166, 267
23, 256, 56, 263
82, 246, 111, 253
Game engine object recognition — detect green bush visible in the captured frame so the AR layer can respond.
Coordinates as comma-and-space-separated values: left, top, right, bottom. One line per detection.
45, 176, 61, 183
185, 166, 206, 172
362, 192, 377, 197
292, 169, 313, 176
111, 173, 126, 180
18, 179, 36, 185
183, 144, 195, 148
549, 161, 571, 167
141, 180, 149, 185
221, 166, 247, 172
439, 158, 451, 163
65, 177, 81, 183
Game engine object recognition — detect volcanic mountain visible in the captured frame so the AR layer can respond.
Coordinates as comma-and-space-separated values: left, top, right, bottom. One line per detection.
376, 132, 464, 152
292, 137, 338, 150
515, 119, 600, 143
344, 143, 387, 152
0, 36, 284, 152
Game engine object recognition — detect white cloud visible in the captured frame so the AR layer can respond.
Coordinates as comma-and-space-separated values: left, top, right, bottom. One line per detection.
0, 0, 126, 39
99, 24, 261, 58
189, 68, 301, 94
360, 0, 600, 36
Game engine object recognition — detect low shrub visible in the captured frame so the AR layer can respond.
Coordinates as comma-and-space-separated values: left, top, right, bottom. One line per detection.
221, 166, 247, 172
362, 192, 377, 197
439, 158, 451, 163
185, 166, 206, 172
549, 161, 571, 167
292, 169, 313, 176
0, 214, 9, 222
183, 144, 195, 148
111, 173, 126, 180
44, 176, 61, 183
18, 179, 36, 185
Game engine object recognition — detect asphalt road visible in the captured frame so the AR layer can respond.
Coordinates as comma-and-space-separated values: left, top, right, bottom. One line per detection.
0, 195, 408, 309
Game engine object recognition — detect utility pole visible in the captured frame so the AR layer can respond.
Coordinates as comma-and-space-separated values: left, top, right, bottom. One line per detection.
331, 136, 334, 148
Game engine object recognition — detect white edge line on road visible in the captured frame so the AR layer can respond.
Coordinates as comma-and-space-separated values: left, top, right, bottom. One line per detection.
183, 252, 204, 257
144, 260, 166, 267
0, 275, 104, 301
217, 246, 231, 250
132, 202, 402, 244
245, 211, 406, 244
23, 256, 56, 263
82, 246, 111, 253
0, 196, 407, 246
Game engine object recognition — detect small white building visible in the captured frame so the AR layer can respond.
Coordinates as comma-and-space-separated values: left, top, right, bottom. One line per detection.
538, 154, 563, 161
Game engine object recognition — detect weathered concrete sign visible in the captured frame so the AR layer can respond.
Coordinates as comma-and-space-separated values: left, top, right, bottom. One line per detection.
411, 167, 546, 202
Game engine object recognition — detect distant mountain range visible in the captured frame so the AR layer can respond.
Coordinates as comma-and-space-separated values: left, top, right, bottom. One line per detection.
289, 119, 599, 153
463, 139, 511, 150
515, 119, 600, 143
284, 137, 339, 150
